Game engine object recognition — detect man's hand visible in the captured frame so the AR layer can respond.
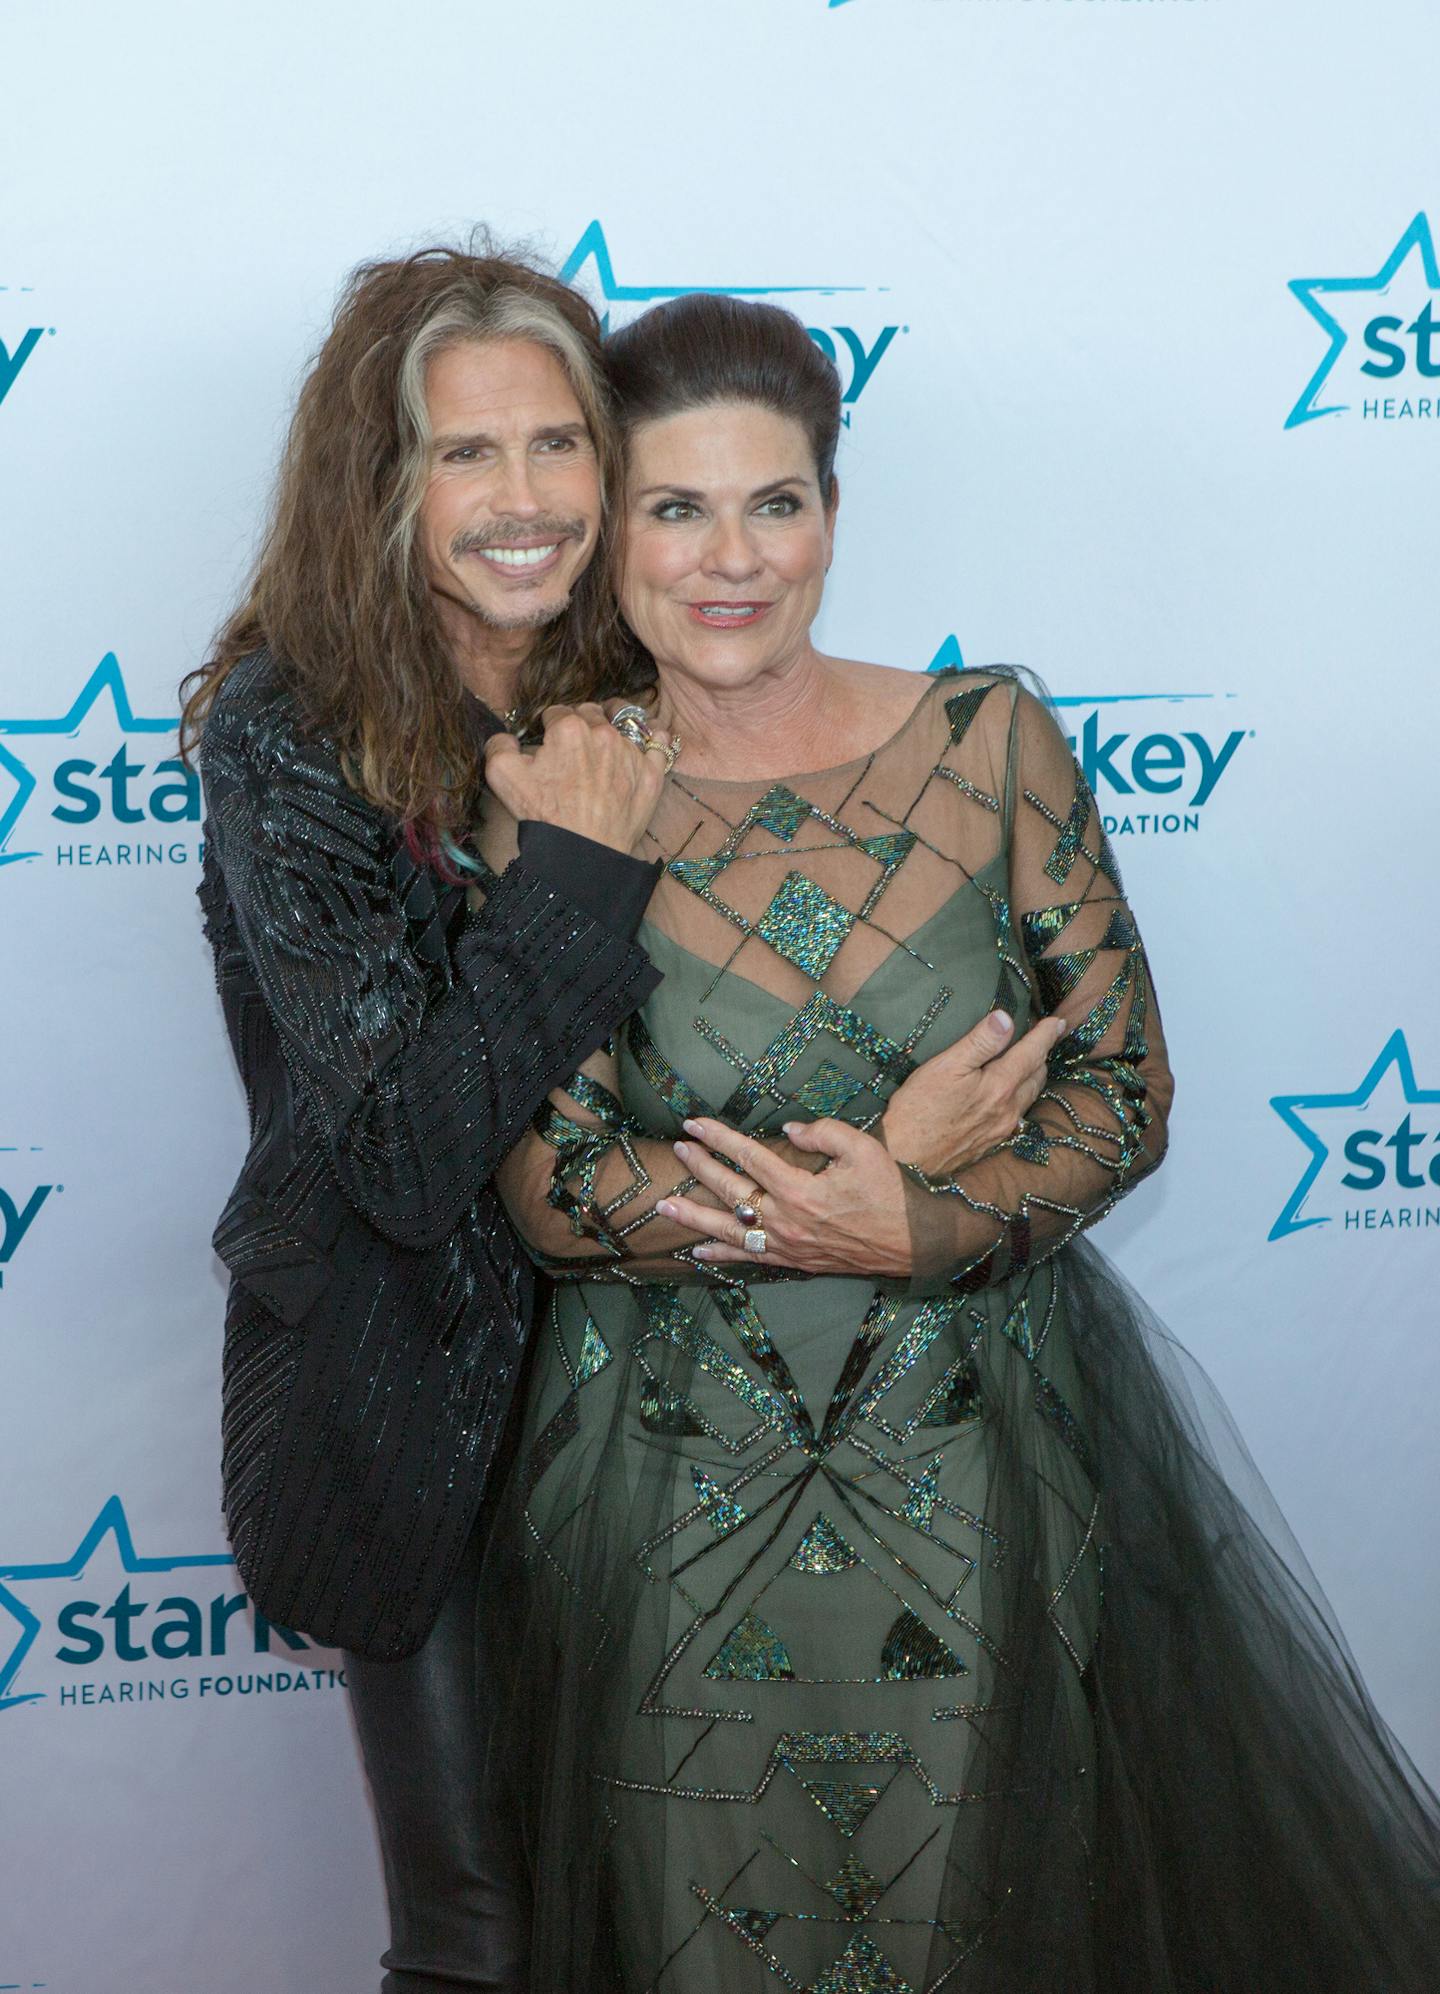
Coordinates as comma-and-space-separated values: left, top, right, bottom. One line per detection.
881, 1007, 1069, 1178
482, 702, 671, 855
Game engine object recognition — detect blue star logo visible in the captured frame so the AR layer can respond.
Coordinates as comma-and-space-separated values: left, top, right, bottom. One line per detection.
1286, 212, 1440, 428
558, 220, 865, 312
0, 1496, 232, 1712
0, 652, 175, 867
1268, 1030, 1439, 1241
925, 635, 967, 674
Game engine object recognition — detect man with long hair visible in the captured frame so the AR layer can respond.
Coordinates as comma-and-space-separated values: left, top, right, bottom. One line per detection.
185, 242, 673, 1990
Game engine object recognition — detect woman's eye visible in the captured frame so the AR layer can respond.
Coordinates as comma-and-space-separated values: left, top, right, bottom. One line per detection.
653, 499, 699, 522
758, 493, 802, 517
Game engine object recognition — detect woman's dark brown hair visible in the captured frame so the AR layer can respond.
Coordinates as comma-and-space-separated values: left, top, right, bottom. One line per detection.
180, 241, 632, 852
604, 291, 843, 498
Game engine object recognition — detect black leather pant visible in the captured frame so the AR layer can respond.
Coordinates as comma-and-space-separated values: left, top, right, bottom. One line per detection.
346, 1517, 530, 1993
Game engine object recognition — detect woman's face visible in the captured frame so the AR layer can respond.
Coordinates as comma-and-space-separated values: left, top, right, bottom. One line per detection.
620, 402, 835, 695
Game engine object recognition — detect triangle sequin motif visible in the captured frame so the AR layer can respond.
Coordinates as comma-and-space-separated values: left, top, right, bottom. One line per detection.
813, 1934, 914, 1992
788, 1513, 861, 1575
799, 1778, 884, 1838
702, 1609, 795, 1682
880, 1607, 967, 1680
574, 1316, 612, 1386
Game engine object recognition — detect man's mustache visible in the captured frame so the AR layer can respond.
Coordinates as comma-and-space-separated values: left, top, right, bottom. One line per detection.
451, 518, 587, 557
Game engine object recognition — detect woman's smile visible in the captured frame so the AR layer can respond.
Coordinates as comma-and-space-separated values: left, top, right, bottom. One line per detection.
684, 598, 774, 628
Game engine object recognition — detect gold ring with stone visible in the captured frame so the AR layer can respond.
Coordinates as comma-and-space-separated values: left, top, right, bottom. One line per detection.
734, 1187, 765, 1226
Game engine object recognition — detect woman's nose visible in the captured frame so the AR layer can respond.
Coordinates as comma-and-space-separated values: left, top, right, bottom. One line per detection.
700, 516, 761, 582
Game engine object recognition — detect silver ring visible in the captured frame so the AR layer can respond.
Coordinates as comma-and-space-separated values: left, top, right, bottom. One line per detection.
743, 1226, 768, 1256
610, 704, 652, 746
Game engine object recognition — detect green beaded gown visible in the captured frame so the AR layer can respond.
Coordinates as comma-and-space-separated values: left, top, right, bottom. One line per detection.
480, 670, 1440, 1992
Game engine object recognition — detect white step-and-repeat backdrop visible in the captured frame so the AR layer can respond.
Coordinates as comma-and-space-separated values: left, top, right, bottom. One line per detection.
3, 2, 1438, 1986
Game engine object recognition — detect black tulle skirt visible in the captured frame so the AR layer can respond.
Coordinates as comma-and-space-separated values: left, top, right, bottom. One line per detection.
480, 1243, 1440, 1990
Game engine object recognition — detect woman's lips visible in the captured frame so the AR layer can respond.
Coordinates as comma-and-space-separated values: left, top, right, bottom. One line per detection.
685, 600, 774, 628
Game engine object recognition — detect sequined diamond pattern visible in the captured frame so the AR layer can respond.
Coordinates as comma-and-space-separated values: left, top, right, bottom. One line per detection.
492, 671, 1173, 1990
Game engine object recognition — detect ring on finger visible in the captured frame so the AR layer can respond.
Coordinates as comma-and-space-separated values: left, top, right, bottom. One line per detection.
742, 1224, 768, 1256
610, 704, 652, 746
734, 1185, 765, 1226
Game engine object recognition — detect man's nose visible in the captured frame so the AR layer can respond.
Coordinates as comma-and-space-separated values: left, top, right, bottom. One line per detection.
700, 515, 761, 582
490, 449, 543, 518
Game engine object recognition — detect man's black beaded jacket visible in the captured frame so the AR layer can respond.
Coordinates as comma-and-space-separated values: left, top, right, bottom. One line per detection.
198, 652, 659, 1658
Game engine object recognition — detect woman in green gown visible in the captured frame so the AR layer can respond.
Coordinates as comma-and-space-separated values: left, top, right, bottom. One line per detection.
477, 295, 1440, 1992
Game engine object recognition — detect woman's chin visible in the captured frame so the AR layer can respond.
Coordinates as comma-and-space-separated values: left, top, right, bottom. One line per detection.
646, 634, 791, 695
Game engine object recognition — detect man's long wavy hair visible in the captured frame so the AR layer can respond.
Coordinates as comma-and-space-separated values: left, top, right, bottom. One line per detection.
179, 241, 633, 858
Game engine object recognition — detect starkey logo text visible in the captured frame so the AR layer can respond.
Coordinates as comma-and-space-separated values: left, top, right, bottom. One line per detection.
1269, 1031, 1440, 1241
0, 1497, 345, 1715
560, 220, 904, 421
0, 654, 200, 872
1287, 212, 1440, 427
0, 282, 53, 412
0, 1147, 59, 1292
925, 640, 1250, 837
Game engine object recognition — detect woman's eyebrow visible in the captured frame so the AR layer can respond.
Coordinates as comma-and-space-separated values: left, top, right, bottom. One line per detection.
633, 474, 811, 501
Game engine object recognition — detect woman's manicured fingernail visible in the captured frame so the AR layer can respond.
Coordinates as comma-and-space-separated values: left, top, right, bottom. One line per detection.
991, 1009, 1013, 1035
682, 1119, 704, 1136
692, 1244, 715, 1260
673, 1141, 690, 1161
782, 1122, 800, 1137
656, 1200, 678, 1218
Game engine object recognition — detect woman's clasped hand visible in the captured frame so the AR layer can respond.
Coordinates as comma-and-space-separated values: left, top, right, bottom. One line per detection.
660, 1003, 1070, 1270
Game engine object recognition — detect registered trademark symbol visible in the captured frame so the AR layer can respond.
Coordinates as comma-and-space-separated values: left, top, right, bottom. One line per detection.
55, 1183, 65, 1193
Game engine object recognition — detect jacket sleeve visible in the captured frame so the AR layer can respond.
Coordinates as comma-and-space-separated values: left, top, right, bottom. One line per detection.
897, 681, 1174, 1295
200, 671, 661, 1251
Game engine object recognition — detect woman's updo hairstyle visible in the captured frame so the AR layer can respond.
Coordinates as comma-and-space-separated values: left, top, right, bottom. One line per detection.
605, 293, 843, 501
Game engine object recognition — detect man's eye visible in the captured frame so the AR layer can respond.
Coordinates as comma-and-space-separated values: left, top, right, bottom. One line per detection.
445, 446, 480, 463
537, 436, 576, 453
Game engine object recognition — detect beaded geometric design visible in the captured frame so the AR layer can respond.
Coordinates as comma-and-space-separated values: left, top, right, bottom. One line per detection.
790, 1514, 862, 1575
704, 1609, 796, 1681
513, 669, 1165, 1987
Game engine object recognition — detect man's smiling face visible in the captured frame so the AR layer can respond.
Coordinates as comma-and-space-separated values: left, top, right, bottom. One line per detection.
418, 336, 602, 634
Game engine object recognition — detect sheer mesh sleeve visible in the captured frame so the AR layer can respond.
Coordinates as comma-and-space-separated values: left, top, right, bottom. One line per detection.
898, 683, 1173, 1295
494, 1042, 766, 1282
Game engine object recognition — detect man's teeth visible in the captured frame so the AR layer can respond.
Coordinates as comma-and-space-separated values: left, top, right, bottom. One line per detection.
479, 543, 560, 567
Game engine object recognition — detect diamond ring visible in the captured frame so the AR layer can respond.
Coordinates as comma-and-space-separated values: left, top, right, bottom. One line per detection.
610, 704, 652, 747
